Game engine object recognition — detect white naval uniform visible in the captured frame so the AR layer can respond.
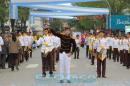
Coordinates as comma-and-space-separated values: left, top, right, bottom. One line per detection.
37, 35, 54, 53
0, 36, 4, 52
28, 35, 34, 47
122, 39, 129, 51
23, 35, 29, 47
97, 38, 108, 61
112, 38, 119, 50
106, 37, 114, 48
18, 36, 24, 47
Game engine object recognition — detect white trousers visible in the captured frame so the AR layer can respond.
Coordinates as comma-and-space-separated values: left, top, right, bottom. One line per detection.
59, 52, 71, 80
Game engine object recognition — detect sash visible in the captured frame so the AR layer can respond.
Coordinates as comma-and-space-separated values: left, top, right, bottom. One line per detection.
98, 48, 107, 61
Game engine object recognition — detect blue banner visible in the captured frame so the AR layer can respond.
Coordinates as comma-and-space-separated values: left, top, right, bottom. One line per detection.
110, 15, 130, 30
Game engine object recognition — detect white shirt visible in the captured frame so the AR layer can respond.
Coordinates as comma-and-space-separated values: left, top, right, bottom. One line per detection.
112, 38, 119, 49
28, 36, 34, 46
54, 36, 61, 48
0, 36, 4, 52
122, 39, 129, 50
93, 38, 98, 49
23, 35, 29, 46
106, 37, 114, 47
97, 38, 108, 52
75, 38, 80, 47
37, 35, 54, 52
18, 36, 24, 46
118, 39, 124, 50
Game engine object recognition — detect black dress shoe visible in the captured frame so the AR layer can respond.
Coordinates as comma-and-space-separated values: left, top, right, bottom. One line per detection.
97, 76, 101, 78
16, 67, 19, 71
60, 80, 64, 83
42, 73, 46, 77
11, 67, 14, 71
102, 76, 107, 78
91, 64, 94, 65
127, 67, 129, 69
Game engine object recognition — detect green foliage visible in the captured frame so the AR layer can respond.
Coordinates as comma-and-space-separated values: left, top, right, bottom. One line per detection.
0, 0, 9, 23
18, 7, 30, 21
49, 19, 63, 31
79, 18, 94, 29
74, 0, 130, 15
0, 0, 9, 32
73, 1, 107, 8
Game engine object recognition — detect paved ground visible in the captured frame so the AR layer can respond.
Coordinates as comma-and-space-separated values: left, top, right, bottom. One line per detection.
0, 48, 130, 86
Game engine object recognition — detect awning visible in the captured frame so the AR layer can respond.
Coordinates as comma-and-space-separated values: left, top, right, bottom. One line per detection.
12, 0, 100, 4
30, 11, 109, 16
17, 4, 109, 14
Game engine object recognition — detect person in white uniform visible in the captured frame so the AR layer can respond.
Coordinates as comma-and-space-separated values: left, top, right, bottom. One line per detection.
37, 28, 54, 77
27, 32, 34, 58
18, 32, 25, 63
97, 32, 108, 78
0, 35, 4, 68
23, 32, 30, 61
112, 36, 120, 62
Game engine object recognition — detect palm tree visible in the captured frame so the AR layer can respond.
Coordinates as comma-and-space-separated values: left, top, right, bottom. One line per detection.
73, 0, 129, 30
18, 7, 30, 31
0, 0, 9, 33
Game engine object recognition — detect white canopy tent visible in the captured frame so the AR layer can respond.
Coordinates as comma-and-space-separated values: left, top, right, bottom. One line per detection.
11, 0, 100, 4
30, 11, 109, 16
10, 0, 110, 29
10, 0, 105, 19
17, 4, 109, 13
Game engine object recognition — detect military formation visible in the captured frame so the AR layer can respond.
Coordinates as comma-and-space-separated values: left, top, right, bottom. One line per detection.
37, 27, 76, 83
0, 32, 34, 71
1, 27, 130, 83
86, 32, 130, 78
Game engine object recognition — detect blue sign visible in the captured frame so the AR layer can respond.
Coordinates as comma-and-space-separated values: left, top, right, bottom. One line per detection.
110, 15, 130, 30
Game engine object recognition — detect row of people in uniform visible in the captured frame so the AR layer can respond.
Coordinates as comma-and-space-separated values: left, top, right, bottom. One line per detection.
85, 32, 130, 78
37, 27, 76, 83
36, 28, 61, 77
0, 32, 34, 71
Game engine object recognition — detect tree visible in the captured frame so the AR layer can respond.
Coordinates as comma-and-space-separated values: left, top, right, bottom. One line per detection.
0, 0, 9, 33
18, 7, 30, 31
49, 19, 63, 31
74, 0, 130, 15
73, 0, 130, 30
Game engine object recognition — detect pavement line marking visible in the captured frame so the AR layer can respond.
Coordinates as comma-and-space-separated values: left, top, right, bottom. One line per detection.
26, 64, 39, 69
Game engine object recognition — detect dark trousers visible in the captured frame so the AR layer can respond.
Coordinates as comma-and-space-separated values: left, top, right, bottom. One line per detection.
8, 53, 18, 70
122, 50, 128, 67
24, 47, 29, 61
97, 58, 106, 77
113, 48, 119, 62
89, 49, 92, 59
127, 53, 130, 68
120, 50, 124, 64
52, 48, 57, 70
0, 53, 2, 68
41, 52, 53, 75
74, 47, 80, 59
86, 45, 89, 57
91, 49, 96, 65
20, 46, 24, 63
1, 54, 6, 69
28, 48, 32, 58
107, 46, 112, 59
56, 47, 60, 62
